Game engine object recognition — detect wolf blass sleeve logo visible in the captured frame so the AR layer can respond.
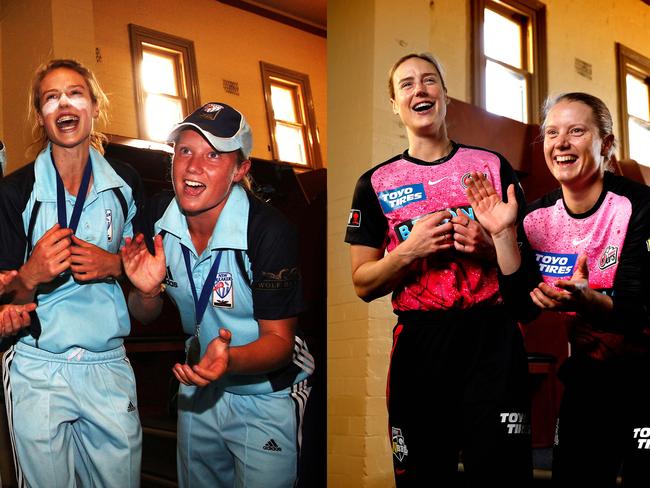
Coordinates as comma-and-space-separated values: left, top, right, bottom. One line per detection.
255, 268, 300, 290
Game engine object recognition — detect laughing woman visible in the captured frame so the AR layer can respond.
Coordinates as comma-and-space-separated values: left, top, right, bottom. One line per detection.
467, 92, 650, 488
121, 102, 313, 488
0, 59, 143, 487
344, 52, 532, 487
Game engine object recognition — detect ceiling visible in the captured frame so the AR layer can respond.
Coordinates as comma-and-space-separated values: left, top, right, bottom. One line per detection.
228, 0, 326, 32
245, 0, 325, 29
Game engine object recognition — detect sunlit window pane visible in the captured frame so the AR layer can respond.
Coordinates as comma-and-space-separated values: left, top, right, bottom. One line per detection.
271, 84, 297, 123
626, 74, 650, 122
275, 122, 307, 165
145, 94, 183, 142
629, 117, 650, 167
484, 8, 522, 69
142, 51, 178, 96
485, 60, 527, 122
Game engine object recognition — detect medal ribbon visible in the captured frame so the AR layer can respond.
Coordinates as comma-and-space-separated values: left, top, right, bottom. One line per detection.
52, 152, 92, 233
181, 245, 223, 331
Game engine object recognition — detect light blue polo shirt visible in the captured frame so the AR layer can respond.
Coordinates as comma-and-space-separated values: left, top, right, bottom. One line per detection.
156, 185, 309, 395
19, 145, 138, 353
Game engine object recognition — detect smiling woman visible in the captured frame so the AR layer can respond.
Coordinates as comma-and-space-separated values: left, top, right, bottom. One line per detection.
344, 52, 533, 487
0, 58, 144, 487
467, 92, 650, 487
121, 102, 314, 488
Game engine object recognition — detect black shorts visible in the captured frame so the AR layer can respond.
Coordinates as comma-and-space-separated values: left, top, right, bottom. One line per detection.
388, 307, 532, 487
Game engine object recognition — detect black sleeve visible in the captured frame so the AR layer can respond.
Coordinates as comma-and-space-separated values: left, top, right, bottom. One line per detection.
494, 155, 542, 322
0, 164, 35, 270
247, 195, 304, 320
142, 190, 174, 252
498, 154, 527, 223
108, 158, 146, 236
497, 219, 543, 323
610, 194, 650, 334
344, 169, 388, 249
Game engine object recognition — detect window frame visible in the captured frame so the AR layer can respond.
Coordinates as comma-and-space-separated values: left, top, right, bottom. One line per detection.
470, 0, 547, 124
616, 43, 650, 163
260, 61, 322, 169
129, 24, 201, 141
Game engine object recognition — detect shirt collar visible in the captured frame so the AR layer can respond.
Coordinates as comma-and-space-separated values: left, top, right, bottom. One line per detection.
34, 143, 124, 202
158, 184, 250, 255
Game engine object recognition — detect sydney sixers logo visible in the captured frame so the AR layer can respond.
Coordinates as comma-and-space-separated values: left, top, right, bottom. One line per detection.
598, 245, 618, 271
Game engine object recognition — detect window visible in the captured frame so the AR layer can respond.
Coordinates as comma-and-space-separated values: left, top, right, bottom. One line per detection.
260, 62, 322, 168
616, 43, 650, 167
129, 25, 200, 142
471, 0, 547, 123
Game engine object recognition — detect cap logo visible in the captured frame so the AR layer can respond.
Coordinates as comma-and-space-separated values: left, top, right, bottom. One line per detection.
199, 103, 224, 120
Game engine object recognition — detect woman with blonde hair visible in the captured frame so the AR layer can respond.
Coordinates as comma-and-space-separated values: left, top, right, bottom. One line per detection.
467, 92, 650, 487
345, 52, 532, 487
0, 59, 143, 487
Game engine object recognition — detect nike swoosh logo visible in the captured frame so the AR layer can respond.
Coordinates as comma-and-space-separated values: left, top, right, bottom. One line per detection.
428, 176, 453, 185
572, 236, 589, 246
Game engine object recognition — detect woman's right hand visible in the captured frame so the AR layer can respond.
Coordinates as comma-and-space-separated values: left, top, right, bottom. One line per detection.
20, 224, 73, 289
398, 210, 454, 260
465, 172, 518, 236
120, 233, 166, 295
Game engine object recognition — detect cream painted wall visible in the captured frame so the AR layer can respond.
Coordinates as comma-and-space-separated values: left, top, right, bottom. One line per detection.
328, 1, 650, 487
329, 1, 435, 486
91, 0, 327, 165
544, 0, 650, 152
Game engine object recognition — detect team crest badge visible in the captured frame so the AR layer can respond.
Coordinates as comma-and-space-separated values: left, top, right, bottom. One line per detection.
598, 245, 618, 270
212, 272, 234, 308
199, 103, 224, 120
391, 427, 409, 462
461, 171, 488, 189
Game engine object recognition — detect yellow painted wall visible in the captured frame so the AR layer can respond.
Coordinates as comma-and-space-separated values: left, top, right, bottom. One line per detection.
1, 0, 55, 171
328, 1, 650, 486
0, 0, 326, 172
91, 0, 326, 165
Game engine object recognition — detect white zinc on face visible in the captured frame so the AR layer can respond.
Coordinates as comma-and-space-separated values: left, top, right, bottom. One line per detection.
41, 91, 90, 117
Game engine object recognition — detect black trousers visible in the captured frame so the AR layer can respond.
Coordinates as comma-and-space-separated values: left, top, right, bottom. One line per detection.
553, 355, 650, 488
388, 307, 533, 488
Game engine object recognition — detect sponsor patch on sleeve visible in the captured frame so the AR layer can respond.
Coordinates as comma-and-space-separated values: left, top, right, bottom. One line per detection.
347, 209, 361, 228
533, 250, 578, 278
254, 268, 301, 290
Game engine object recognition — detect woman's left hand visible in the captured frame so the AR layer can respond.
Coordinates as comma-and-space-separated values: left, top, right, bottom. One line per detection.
0, 270, 18, 296
173, 328, 231, 387
451, 211, 495, 259
530, 255, 593, 312
0, 303, 36, 336
70, 235, 122, 281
